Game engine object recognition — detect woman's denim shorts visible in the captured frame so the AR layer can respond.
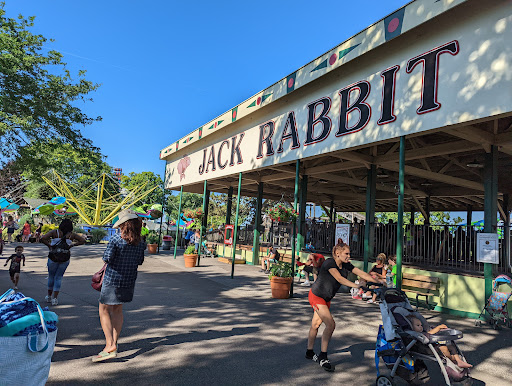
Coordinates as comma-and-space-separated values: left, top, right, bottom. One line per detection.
99, 282, 134, 305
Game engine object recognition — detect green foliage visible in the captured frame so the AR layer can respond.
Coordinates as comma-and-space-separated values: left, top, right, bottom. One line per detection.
73, 226, 85, 234
269, 261, 293, 278
90, 228, 107, 243
41, 224, 58, 234
375, 211, 464, 226
121, 171, 163, 207
0, 5, 101, 161
146, 231, 160, 245
18, 213, 34, 226
17, 140, 112, 190
185, 245, 197, 254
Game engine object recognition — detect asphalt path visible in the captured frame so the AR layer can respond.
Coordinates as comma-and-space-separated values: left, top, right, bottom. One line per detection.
1, 242, 511, 385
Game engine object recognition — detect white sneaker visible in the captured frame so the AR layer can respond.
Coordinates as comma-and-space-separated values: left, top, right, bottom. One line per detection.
13, 286, 18, 290
45, 295, 51, 303
301, 281, 311, 286
51, 298, 58, 305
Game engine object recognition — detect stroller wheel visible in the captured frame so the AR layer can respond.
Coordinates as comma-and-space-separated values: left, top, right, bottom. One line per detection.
376, 375, 395, 386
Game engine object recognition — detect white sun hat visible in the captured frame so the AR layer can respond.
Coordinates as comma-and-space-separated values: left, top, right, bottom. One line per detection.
113, 209, 139, 228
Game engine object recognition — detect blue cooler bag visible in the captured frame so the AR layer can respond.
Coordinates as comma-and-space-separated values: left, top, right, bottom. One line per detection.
0, 289, 58, 386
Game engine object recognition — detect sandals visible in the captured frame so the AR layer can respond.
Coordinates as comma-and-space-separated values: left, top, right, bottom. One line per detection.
92, 349, 117, 362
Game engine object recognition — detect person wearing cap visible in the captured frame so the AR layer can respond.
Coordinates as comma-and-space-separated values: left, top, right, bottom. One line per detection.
93, 209, 146, 363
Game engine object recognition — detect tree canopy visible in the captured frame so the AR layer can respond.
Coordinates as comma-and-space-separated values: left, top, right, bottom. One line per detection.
0, 4, 101, 162
120, 171, 163, 206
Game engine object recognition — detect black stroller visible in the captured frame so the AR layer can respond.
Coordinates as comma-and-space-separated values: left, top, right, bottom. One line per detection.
375, 288, 472, 385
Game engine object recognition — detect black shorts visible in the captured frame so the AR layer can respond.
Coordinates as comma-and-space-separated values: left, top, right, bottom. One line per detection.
303, 265, 319, 275
9, 268, 19, 278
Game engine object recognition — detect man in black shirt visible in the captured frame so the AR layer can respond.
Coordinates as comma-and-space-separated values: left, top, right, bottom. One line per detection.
306, 243, 378, 371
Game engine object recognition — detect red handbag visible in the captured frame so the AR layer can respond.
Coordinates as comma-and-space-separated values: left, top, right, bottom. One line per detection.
91, 263, 107, 291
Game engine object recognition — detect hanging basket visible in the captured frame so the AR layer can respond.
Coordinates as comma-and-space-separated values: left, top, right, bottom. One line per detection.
268, 205, 298, 223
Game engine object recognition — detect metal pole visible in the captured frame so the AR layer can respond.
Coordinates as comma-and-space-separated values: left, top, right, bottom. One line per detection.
297, 175, 308, 254
396, 136, 405, 290
231, 173, 242, 278
484, 145, 498, 301
223, 186, 233, 258
290, 160, 300, 297
173, 186, 183, 259
157, 169, 167, 254
198, 180, 208, 267
252, 182, 264, 266
364, 164, 376, 272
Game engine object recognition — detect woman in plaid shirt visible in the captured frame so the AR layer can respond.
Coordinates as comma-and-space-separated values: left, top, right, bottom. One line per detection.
93, 209, 146, 363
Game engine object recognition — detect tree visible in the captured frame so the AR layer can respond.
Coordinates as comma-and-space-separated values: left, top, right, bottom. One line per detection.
375, 211, 464, 226
120, 171, 163, 207
0, 5, 101, 161
16, 139, 112, 199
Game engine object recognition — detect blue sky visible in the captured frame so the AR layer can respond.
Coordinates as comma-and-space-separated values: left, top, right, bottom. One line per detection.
5, 0, 408, 177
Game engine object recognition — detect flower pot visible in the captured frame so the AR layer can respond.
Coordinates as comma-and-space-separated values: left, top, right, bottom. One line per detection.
184, 253, 198, 268
147, 244, 158, 254
270, 276, 293, 299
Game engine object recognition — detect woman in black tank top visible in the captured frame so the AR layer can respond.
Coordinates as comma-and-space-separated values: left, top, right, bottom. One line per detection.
306, 243, 378, 372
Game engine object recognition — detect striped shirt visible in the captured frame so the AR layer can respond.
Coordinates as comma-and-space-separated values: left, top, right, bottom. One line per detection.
102, 234, 146, 287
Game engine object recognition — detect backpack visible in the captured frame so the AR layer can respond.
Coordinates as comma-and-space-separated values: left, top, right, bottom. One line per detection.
48, 231, 71, 263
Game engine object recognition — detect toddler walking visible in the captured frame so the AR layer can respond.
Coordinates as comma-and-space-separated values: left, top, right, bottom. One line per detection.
4, 246, 25, 290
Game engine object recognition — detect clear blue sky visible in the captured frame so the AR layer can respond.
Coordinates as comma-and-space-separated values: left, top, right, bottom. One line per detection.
5, 0, 408, 176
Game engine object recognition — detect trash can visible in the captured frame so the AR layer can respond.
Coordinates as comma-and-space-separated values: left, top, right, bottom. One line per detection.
162, 235, 173, 250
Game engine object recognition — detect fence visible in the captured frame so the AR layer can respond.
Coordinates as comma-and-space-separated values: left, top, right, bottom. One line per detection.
205, 222, 512, 275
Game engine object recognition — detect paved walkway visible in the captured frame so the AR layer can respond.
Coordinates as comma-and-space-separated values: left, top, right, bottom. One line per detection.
1, 243, 511, 385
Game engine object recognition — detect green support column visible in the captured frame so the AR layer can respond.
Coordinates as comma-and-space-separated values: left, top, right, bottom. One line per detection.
363, 164, 376, 272
484, 145, 498, 301
197, 181, 209, 267
290, 160, 300, 297
252, 182, 264, 266
396, 136, 406, 290
157, 167, 167, 254
297, 174, 308, 255
223, 186, 233, 258
173, 186, 183, 259
231, 173, 242, 279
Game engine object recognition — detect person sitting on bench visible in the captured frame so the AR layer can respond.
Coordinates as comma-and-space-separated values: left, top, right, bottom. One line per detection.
261, 246, 280, 274
300, 253, 325, 287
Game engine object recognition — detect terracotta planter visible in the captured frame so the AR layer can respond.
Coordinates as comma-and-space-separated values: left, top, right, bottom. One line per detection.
270, 276, 293, 299
147, 244, 158, 254
184, 253, 198, 268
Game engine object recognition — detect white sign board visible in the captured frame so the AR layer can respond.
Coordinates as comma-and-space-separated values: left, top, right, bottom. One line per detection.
476, 233, 499, 264
165, 2, 512, 190
335, 224, 351, 248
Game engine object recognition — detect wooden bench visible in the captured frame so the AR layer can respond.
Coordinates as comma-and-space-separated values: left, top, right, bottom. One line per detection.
402, 273, 440, 309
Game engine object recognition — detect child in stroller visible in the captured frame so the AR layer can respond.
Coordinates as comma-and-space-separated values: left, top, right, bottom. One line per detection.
375, 288, 472, 385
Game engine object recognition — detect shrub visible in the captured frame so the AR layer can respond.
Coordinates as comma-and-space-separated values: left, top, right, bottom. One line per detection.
90, 228, 108, 243
73, 226, 86, 234
41, 224, 58, 234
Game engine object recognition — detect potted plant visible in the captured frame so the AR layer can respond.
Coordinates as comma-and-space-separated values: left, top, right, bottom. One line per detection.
184, 244, 198, 268
268, 261, 293, 299
268, 205, 298, 223
146, 231, 159, 254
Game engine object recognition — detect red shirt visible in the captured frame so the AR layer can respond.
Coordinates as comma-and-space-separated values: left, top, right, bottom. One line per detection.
23, 224, 31, 235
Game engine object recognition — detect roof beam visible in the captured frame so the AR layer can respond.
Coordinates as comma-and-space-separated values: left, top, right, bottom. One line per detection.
380, 164, 484, 192
376, 140, 481, 164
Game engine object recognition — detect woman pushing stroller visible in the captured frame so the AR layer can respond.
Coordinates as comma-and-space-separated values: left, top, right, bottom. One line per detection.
306, 243, 380, 372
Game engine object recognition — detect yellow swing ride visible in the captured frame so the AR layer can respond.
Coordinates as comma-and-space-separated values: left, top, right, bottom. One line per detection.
42, 170, 158, 226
